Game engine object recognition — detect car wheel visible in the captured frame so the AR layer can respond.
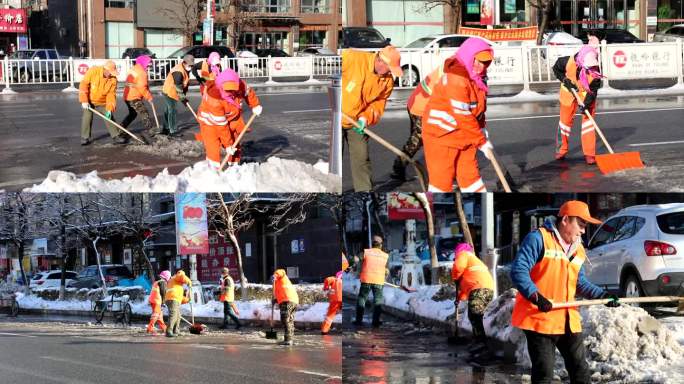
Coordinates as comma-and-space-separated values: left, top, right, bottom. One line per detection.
399, 66, 419, 87
18, 69, 32, 83
621, 274, 645, 307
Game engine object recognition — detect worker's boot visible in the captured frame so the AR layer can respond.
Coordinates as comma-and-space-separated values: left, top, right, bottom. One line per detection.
113, 135, 129, 145
389, 157, 407, 181
371, 307, 383, 328
585, 155, 596, 165
353, 308, 364, 326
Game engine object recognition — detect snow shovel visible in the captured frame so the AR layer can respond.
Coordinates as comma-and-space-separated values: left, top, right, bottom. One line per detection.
219, 113, 258, 171
183, 101, 205, 142
570, 88, 644, 174
482, 147, 513, 193
343, 113, 428, 192
552, 296, 684, 314
384, 282, 417, 293
88, 106, 148, 145
187, 299, 206, 335
262, 302, 278, 339
148, 100, 160, 130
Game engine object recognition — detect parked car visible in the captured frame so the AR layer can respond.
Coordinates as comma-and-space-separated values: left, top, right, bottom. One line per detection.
155, 45, 236, 78
585, 204, 684, 302
652, 24, 684, 42
121, 47, 157, 60
68, 265, 134, 289
541, 31, 583, 60
9, 49, 69, 82
298, 47, 338, 66
30, 271, 78, 289
578, 28, 644, 44
236, 50, 261, 72
399, 34, 494, 86
255, 48, 290, 58
341, 27, 391, 49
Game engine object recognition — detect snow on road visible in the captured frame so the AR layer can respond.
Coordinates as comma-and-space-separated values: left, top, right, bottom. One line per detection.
24, 158, 340, 193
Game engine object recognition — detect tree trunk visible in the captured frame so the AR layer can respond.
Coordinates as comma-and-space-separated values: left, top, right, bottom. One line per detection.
91, 237, 107, 296
227, 230, 248, 300
454, 191, 474, 248
537, 1, 552, 45
59, 225, 67, 300
370, 195, 387, 240
453, 1, 463, 34
16, 240, 28, 294
414, 193, 438, 284
139, 243, 155, 283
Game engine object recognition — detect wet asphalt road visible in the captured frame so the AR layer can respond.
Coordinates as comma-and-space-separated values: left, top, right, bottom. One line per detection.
0, 85, 334, 191
0, 315, 342, 384
343, 91, 684, 193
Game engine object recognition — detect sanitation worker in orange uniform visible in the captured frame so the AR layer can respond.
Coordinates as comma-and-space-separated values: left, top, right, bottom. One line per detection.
354, 235, 389, 327
422, 37, 496, 192
511, 201, 619, 383
79, 60, 126, 145
197, 68, 261, 169
147, 270, 170, 334
219, 267, 242, 330
273, 269, 299, 346
321, 271, 342, 335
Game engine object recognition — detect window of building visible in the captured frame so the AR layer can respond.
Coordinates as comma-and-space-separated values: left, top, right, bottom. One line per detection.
106, 0, 135, 8
499, 0, 529, 25
144, 29, 183, 58
301, 0, 329, 13
105, 22, 134, 59
299, 30, 327, 49
242, 0, 291, 13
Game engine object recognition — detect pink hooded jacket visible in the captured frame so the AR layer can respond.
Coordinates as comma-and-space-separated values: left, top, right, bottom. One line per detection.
135, 55, 152, 71
215, 69, 241, 108
575, 45, 603, 95
207, 52, 221, 77
454, 37, 494, 93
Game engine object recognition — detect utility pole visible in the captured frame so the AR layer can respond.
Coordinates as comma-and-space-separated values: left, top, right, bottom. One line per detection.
203, 0, 215, 46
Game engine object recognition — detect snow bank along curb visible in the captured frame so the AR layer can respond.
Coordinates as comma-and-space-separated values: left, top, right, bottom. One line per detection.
24, 158, 341, 193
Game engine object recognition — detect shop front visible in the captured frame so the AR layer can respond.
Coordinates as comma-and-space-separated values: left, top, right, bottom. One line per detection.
556, 0, 641, 38
0, 8, 28, 56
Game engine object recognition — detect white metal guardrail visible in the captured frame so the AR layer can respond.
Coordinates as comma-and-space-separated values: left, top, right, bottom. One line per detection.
0, 54, 342, 94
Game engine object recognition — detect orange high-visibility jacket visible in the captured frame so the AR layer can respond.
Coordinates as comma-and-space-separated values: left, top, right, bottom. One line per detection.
451, 249, 494, 301
273, 269, 299, 305
219, 275, 235, 302
79, 65, 117, 112
164, 270, 192, 303
407, 64, 444, 117
200, 61, 217, 82
197, 82, 240, 126
359, 248, 389, 285
511, 227, 587, 335
341, 49, 394, 128
422, 57, 487, 149
558, 56, 597, 107
124, 63, 152, 102
162, 63, 189, 101
149, 280, 162, 305
323, 276, 342, 303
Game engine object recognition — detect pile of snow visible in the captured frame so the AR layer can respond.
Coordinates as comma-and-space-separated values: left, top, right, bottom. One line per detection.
124, 135, 204, 160
484, 288, 684, 383
16, 292, 92, 312
25, 158, 340, 193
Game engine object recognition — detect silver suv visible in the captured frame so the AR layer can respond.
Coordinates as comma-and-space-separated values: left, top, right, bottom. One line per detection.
585, 203, 684, 298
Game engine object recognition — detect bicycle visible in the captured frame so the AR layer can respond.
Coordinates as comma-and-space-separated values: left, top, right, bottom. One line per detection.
93, 291, 132, 326
0, 293, 18, 317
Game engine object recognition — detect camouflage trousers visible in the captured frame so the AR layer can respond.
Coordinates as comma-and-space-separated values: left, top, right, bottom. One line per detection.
280, 302, 297, 341
468, 288, 494, 341
121, 99, 155, 133
395, 110, 424, 166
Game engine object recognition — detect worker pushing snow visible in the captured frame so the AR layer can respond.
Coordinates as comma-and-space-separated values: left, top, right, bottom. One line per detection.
122, 55, 157, 137
161, 54, 194, 136
192, 52, 222, 95
321, 256, 345, 335
421, 37, 496, 192
79, 60, 128, 145
197, 68, 262, 170
552, 37, 604, 165
353, 235, 390, 328
147, 270, 170, 334
164, 270, 192, 338
218, 267, 241, 330
273, 269, 299, 346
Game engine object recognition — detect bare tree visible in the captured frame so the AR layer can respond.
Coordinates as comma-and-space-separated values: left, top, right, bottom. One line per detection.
420, 1, 463, 34
261, 194, 317, 234
413, 193, 438, 284
529, 0, 556, 44
224, 0, 258, 51
159, 0, 204, 45
0, 194, 41, 294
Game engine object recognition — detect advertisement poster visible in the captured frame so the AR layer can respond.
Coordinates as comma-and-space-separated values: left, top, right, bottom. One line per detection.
480, 0, 494, 25
387, 193, 433, 221
0, 9, 26, 33
467, 0, 480, 14
175, 193, 209, 255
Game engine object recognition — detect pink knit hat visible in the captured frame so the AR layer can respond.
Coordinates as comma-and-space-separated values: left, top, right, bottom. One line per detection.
159, 270, 171, 281
136, 55, 152, 69
455, 242, 474, 256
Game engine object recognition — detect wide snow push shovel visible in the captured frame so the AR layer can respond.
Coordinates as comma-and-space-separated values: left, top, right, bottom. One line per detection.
570, 89, 644, 174
187, 299, 205, 335
343, 113, 427, 191
88, 106, 148, 145
219, 113, 258, 171
552, 296, 684, 314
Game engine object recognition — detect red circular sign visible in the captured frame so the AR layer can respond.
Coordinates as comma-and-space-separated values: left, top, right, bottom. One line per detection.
78, 63, 90, 75
612, 50, 627, 68
274, 61, 282, 71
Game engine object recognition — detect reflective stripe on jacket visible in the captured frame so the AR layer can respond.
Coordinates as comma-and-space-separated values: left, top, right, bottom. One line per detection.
359, 248, 389, 285
197, 81, 240, 126
407, 64, 443, 116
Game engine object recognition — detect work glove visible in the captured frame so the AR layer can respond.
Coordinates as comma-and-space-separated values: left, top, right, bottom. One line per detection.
601, 292, 620, 308
180, 97, 189, 104
478, 140, 494, 160
352, 117, 367, 135
81, 102, 89, 110
252, 105, 263, 116
225, 146, 237, 156
104, 110, 112, 120
562, 78, 578, 92
530, 292, 553, 312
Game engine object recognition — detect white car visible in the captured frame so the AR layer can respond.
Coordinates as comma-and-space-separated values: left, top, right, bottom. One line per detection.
585, 204, 684, 301
541, 31, 583, 61
30, 270, 78, 289
236, 50, 261, 76
652, 24, 684, 42
399, 34, 496, 87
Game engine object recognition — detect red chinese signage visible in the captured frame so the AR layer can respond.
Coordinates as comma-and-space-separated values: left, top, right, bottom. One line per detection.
387, 193, 433, 221
459, 26, 538, 41
197, 232, 239, 284
0, 9, 27, 33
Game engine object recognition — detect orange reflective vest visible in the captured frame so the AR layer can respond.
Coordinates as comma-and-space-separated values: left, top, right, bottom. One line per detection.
78, 66, 117, 112
359, 248, 389, 285
197, 81, 240, 126
149, 280, 161, 305
341, 49, 394, 128
451, 249, 494, 301
559, 56, 596, 107
407, 64, 443, 117
124, 63, 152, 102
162, 63, 189, 101
165, 271, 192, 303
219, 275, 235, 302
323, 276, 342, 303
273, 269, 299, 305
511, 227, 587, 335
422, 57, 487, 149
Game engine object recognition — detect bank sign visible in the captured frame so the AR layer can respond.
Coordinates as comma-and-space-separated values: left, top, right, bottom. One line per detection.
0, 9, 26, 33
606, 44, 679, 80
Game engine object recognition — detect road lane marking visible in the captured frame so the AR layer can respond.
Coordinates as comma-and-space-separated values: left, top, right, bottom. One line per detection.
629, 140, 684, 147
0, 361, 94, 384
0, 332, 38, 337
282, 108, 331, 114
298, 370, 342, 379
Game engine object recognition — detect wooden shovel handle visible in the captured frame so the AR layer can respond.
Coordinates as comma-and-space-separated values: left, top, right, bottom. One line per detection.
88, 107, 145, 144
552, 296, 681, 309
148, 100, 160, 129
219, 113, 258, 171
569, 88, 614, 154
485, 147, 511, 192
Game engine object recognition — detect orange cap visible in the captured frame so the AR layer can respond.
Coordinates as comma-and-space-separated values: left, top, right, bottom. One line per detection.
342, 254, 349, 271
222, 81, 239, 91
378, 45, 402, 78
103, 60, 119, 76
475, 50, 493, 62
558, 201, 602, 225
